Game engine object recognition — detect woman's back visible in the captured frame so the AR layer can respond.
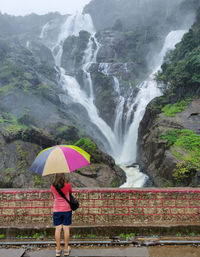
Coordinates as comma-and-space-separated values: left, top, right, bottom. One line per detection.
51, 182, 72, 212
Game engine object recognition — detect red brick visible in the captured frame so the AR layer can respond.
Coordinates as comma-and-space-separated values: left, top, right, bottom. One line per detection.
129, 208, 144, 214
135, 200, 148, 207
149, 200, 162, 207
144, 208, 157, 215
108, 200, 121, 207
176, 200, 189, 207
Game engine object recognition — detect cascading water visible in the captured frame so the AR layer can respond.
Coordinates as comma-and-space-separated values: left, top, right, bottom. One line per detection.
39, 13, 188, 187
40, 13, 120, 157
119, 30, 187, 165
119, 30, 187, 187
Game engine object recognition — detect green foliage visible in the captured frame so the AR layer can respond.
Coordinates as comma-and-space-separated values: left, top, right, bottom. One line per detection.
0, 234, 5, 239
33, 233, 40, 239
119, 233, 135, 240
87, 234, 98, 239
175, 129, 200, 151
0, 115, 4, 125
16, 235, 29, 239
160, 129, 181, 146
156, 12, 200, 96
72, 234, 81, 239
161, 99, 191, 117
75, 137, 97, 152
37, 83, 51, 96
5, 168, 16, 184
0, 59, 23, 83
15, 142, 28, 174
17, 108, 32, 126
0, 55, 53, 100
34, 175, 46, 188
2, 113, 26, 133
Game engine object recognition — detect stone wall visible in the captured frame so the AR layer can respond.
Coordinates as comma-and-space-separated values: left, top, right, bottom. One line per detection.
0, 188, 200, 228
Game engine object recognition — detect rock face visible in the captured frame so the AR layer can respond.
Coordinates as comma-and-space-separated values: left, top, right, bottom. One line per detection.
0, 13, 127, 190
0, 126, 126, 188
61, 31, 90, 75
137, 98, 200, 187
65, 164, 124, 188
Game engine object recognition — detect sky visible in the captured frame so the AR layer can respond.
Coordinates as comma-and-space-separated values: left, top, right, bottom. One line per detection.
0, 0, 92, 16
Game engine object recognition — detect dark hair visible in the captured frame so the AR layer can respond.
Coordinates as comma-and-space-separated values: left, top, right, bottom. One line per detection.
53, 173, 67, 189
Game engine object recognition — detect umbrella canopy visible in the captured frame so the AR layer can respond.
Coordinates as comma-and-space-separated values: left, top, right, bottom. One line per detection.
29, 145, 90, 176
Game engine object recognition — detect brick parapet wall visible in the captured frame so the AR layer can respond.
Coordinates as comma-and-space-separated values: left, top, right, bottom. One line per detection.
0, 188, 200, 228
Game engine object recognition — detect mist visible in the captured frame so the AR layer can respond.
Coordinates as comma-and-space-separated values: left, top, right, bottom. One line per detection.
0, 0, 91, 16
84, 0, 197, 32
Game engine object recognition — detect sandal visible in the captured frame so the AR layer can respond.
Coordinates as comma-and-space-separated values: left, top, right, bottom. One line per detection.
64, 246, 71, 256
56, 249, 62, 257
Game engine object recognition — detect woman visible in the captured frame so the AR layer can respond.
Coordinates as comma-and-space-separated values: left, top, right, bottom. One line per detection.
51, 173, 72, 257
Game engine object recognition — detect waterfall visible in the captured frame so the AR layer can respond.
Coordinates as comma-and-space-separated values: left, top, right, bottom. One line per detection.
39, 21, 50, 39
40, 13, 120, 157
82, 35, 101, 99
53, 13, 95, 66
119, 30, 187, 187
119, 30, 187, 166
40, 14, 188, 187
113, 77, 125, 151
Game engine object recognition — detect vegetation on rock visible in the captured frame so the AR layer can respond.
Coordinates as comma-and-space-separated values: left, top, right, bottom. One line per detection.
156, 8, 200, 98
160, 129, 200, 185
161, 99, 191, 117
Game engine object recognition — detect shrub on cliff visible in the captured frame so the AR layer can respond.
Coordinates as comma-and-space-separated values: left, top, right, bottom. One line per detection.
75, 137, 97, 152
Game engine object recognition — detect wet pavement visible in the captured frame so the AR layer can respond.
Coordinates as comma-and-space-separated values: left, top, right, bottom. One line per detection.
26, 247, 148, 257
0, 249, 25, 257
2, 245, 200, 257
0, 246, 149, 257
148, 245, 200, 257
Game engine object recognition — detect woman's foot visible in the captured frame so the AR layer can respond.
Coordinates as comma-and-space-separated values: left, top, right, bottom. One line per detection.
64, 246, 71, 256
56, 249, 62, 257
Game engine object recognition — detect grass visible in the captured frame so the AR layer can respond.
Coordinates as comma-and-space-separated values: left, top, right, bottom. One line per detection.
161, 99, 191, 117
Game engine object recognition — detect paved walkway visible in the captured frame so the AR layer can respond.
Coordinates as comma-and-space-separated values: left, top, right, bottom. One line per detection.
0, 249, 25, 257
2, 244, 200, 257
0, 247, 149, 257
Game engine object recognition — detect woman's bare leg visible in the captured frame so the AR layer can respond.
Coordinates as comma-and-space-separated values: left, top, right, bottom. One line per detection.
63, 225, 70, 250
55, 225, 63, 251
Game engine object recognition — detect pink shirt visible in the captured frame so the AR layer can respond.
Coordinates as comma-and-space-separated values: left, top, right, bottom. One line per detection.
51, 183, 72, 212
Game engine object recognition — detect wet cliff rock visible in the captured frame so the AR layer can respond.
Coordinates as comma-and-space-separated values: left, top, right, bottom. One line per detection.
137, 98, 200, 187
0, 125, 126, 188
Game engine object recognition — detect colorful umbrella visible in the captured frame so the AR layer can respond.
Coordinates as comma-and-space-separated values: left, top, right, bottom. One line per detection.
29, 145, 90, 176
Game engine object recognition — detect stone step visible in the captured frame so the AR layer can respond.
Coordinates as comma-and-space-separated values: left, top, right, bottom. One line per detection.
28, 247, 149, 257
0, 249, 25, 257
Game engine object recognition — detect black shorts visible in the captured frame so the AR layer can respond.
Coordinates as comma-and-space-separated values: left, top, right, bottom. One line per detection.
53, 211, 72, 226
